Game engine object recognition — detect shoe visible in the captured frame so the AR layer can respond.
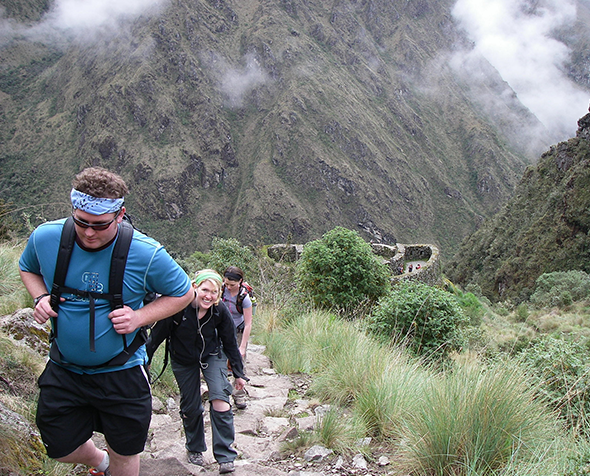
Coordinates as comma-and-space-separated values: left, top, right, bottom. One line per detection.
188, 451, 205, 466
233, 395, 247, 410
89, 468, 110, 476
219, 461, 235, 473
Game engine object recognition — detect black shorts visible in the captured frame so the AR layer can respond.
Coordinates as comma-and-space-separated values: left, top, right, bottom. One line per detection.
36, 361, 152, 458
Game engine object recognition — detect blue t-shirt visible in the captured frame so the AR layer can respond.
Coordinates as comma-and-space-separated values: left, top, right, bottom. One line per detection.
19, 218, 192, 373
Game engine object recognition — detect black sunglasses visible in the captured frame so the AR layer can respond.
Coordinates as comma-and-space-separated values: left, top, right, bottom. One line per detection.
72, 210, 121, 231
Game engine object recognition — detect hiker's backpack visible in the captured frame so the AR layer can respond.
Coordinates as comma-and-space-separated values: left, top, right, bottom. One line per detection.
145, 309, 184, 382
48, 216, 148, 368
222, 282, 257, 315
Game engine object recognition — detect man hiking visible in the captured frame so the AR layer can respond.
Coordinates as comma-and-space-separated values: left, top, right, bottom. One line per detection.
19, 167, 193, 476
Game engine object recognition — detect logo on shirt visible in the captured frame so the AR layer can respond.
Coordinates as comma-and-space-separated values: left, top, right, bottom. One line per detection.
82, 272, 104, 293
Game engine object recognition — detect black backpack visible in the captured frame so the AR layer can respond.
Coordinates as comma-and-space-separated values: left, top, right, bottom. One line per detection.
222, 282, 256, 315
145, 309, 184, 382
48, 216, 148, 368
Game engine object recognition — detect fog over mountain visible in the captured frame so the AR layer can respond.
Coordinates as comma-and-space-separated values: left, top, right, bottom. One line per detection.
3, 0, 587, 145
1, 0, 589, 257
451, 0, 589, 145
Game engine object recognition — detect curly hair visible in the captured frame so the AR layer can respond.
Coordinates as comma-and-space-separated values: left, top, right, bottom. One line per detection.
72, 167, 128, 199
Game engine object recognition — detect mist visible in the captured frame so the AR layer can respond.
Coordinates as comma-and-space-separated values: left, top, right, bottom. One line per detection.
451, 0, 589, 144
0, 0, 169, 47
202, 52, 270, 109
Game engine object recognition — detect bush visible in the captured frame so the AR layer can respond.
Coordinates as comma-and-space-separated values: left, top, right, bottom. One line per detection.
366, 281, 469, 359
530, 271, 590, 308
295, 227, 390, 311
206, 237, 256, 278
519, 336, 590, 434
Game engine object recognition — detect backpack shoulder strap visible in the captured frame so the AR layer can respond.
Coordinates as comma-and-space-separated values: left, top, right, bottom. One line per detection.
109, 220, 134, 310
236, 284, 247, 314
50, 217, 76, 313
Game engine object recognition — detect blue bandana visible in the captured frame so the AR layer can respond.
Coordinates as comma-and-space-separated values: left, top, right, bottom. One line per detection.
70, 189, 124, 215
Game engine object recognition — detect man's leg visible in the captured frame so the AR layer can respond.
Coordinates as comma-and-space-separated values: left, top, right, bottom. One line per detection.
107, 446, 140, 476
55, 439, 105, 467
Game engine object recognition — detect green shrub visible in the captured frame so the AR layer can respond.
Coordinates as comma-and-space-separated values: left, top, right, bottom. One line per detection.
295, 227, 390, 311
519, 336, 590, 434
455, 291, 484, 326
366, 281, 469, 359
206, 237, 256, 278
530, 271, 590, 308
515, 302, 529, 322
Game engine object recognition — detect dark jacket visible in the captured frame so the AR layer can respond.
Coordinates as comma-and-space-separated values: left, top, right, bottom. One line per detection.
146, 300, 246, 380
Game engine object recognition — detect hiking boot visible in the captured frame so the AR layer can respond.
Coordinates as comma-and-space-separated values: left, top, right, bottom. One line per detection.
219, 461, 235, 474
89, 468, 110, 476
233, 394, 247, 409
188, 451, 205, 466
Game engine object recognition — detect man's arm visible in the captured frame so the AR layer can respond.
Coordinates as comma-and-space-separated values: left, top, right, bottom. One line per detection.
109, 287, 194, 335
19, 270, 56, 324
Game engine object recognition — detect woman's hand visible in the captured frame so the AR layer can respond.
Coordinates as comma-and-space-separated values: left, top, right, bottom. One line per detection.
234, 377, 247, 391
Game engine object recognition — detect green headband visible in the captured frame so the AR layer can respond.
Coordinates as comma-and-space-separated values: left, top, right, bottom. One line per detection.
194, 270, 222, 287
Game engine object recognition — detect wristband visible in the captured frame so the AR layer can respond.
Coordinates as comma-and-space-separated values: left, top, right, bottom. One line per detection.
34, 293, 50, 307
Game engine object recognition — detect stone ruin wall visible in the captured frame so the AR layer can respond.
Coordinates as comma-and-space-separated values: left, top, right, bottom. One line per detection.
266, 242, 442, 286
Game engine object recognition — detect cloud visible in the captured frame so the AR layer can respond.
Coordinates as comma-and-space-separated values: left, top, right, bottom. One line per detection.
203, 53, 269, 109
47, 0, 164, 31
451, 0, 589, 143
0, 0, 168, 47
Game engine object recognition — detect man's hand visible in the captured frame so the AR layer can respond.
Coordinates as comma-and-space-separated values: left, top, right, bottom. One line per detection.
109, 306, 142, 334
33, 295, 58, 324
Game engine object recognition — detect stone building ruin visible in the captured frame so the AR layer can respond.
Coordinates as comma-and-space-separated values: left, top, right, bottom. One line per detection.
266, 242, 441, 286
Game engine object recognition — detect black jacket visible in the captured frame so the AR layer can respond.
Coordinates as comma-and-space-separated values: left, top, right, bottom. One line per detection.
146, 300, 246, 380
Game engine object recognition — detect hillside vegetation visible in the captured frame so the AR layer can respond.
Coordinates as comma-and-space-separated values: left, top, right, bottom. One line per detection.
0, 0, 546, 257
4, 230, 590, 475
446, 114, 590, 303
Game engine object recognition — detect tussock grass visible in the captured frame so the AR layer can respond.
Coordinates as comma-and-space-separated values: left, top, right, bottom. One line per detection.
0, 241, 31, 315
149, 342, 180, 400
399, 359, 558, 475
258, 307, 578, 475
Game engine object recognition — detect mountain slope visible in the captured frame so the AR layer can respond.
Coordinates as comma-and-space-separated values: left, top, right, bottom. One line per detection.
446, 114, 590, 302
0, 0, 540, 255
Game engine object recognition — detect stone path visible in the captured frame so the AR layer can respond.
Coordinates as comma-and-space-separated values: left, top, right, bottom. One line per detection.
138, 344, 298, 476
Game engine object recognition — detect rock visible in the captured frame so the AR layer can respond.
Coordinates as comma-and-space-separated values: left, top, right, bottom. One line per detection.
0, 308, 50, 354
303, 445, 333, 462
352, 453, 368, 469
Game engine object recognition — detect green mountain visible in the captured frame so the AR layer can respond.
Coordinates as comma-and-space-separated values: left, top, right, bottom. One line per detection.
0, 0, 576, 257
446, 114, 590, 303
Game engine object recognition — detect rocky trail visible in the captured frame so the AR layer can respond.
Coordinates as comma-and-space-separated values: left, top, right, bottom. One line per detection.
137, 343, 297, 476
1, 310, 391, 476
136, 343, 391, 476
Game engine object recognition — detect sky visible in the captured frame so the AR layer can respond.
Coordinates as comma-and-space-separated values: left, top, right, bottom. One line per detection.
451, 0, 589, 143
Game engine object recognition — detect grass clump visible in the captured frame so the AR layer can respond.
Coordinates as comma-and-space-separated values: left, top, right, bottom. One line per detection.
258, 304, 575, 475
399, 358, 558, 476
0, 241, 31, 315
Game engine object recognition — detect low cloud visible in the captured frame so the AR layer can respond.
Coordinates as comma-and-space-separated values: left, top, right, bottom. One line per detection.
451, 0, 589, 144
0, 0, 168, 47
204, 53, 270, 109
